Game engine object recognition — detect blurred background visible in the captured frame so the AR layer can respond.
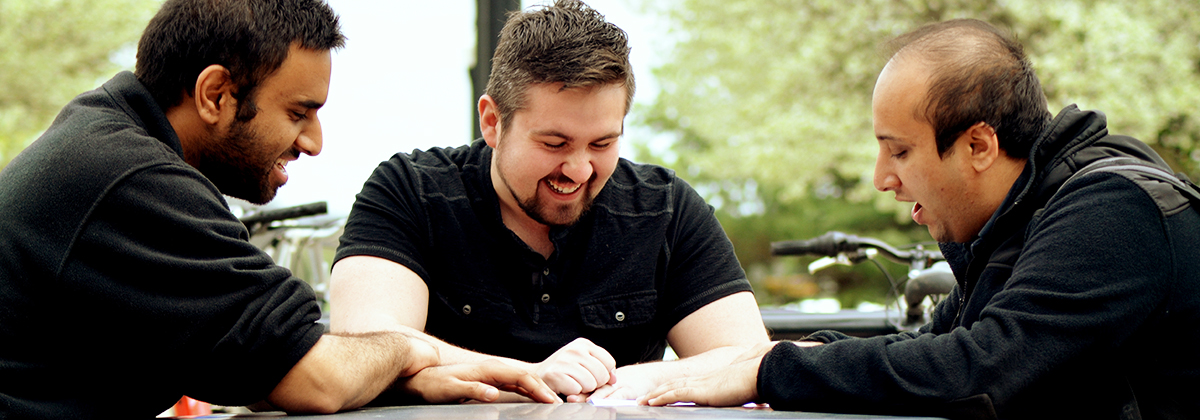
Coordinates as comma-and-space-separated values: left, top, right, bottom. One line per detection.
3, 0, 1199, 309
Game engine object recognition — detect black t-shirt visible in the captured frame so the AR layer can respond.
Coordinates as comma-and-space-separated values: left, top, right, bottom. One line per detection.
335, 141, 751, 365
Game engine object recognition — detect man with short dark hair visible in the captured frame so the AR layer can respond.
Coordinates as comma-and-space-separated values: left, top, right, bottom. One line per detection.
641, 19, 1200, 419
0, 1, 556, 418
330, 0, 769, 402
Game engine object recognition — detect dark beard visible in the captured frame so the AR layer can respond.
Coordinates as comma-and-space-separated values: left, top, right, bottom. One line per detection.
194, 119, 281, 205
511, 176, 595, 227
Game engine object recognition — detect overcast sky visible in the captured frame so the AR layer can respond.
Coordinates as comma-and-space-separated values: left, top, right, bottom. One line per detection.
267, 0, 663, 217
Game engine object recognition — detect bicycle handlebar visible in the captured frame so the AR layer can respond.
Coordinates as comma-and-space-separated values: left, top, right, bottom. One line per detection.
770, 231, 942, 264
239, 201, 328, 230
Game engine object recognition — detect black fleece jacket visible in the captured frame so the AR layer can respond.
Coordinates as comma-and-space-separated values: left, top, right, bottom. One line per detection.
0, 72, 325, 419
758, 106, 1200, 420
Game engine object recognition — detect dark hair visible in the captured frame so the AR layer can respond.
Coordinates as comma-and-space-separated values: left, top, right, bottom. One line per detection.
135, 0, 345, 118
885, 19, 1050, 159
486, 0, 634, 129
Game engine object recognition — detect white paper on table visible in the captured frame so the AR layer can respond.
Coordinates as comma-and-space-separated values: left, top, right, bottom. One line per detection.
587, 398, 640, 406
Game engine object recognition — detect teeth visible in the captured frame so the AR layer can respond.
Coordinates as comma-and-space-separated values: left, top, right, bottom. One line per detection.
547, 179, 581, 194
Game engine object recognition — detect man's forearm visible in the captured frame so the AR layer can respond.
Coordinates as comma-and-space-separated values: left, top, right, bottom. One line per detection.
632, 345, 752, 383
359, 322, 537, 371
267, 331, 438, 413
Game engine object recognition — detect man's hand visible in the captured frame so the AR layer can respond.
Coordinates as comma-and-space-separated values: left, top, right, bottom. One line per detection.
535, 337, 616, 398
586, 362, 657, 401
636, 341, 820, 407
400, 360, 563, 404
636, 353, 762, 407
399, 334, 440, 377
589, 342, 789, 402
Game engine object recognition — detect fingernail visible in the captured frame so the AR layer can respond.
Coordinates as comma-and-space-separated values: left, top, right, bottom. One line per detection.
484, 387, 499, 401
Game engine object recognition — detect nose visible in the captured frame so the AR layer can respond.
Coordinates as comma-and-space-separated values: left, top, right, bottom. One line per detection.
297, 115, 323, 157
561, 147, 594, 184
873, 149, 899, 192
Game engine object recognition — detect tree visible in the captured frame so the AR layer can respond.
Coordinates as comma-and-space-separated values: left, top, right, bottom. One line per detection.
0, 0, 159, 168
633, 0, 1200, 305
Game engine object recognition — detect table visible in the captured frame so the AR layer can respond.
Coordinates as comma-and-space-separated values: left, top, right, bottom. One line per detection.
180, 403, 946, 419
760, 309, 902, 340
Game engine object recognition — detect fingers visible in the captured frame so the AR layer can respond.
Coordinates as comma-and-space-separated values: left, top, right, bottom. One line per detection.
444, 381, 501, 403
588, 384, 618, 400
502, 365, 563, 404
639, 380, 692, 406
470, 361, 562, 403
537, 338, 617, 395
637, 358, 761, 407
587, 384, 639, 401
404, 362, 562, 404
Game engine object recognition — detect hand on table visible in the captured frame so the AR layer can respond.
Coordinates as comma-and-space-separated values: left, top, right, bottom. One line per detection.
584, 362, 657, 401
636, 354, 760, 407
400, 360, 562, 404
636, 341, 821, 407
535, 337, 616, 400
399, 333, 441, 377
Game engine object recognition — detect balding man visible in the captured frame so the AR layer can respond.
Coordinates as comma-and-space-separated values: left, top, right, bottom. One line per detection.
640, 19, 1200, 420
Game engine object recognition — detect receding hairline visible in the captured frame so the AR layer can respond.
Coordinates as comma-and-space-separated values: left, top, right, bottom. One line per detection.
883, 21, 1017, 122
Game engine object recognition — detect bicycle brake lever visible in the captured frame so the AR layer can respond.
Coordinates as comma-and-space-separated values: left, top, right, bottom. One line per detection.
807, 256, 840, 274
807, 249, 877, 274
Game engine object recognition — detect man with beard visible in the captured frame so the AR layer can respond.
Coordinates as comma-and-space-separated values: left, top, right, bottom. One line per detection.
0, 0, 557, 418
640, 19, 1200, 419
329, 0, 769, 403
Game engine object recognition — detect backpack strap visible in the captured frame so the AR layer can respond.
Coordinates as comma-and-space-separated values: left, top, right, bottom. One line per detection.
1055, 157, 1200, 216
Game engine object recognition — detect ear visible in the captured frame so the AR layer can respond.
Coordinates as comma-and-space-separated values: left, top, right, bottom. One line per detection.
193, 64, 236, 126
964, 122, 1001, 173
478, 94, 501, 148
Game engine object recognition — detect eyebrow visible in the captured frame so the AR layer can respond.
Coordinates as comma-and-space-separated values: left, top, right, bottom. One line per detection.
298, 99, 324, 110
532, 129, 623, 142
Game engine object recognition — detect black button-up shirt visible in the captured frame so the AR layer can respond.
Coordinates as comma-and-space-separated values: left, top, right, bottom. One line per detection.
336, 141, 751, 365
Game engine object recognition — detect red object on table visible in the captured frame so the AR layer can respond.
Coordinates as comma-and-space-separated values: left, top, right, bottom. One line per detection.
173, 396, 212, 417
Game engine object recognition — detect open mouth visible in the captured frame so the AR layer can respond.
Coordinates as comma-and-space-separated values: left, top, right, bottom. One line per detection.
546, 178, 581, 195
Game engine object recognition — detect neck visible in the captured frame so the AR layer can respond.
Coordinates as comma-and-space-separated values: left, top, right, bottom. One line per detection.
975, 155, 1029, 228
165, 102, 207, 168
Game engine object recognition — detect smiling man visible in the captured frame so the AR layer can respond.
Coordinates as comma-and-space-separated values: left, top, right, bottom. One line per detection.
329, 0, 768, 402
0, 1, 556, 418
641, 19, 1200, 419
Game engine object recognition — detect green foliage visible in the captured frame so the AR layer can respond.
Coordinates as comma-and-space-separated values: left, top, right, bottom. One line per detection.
0, 0, 159, 167
634, 0, 1200, 306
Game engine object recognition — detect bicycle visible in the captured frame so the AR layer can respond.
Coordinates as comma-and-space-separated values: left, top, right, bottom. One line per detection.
761, 231, 956, 338
240, 201, 344, 308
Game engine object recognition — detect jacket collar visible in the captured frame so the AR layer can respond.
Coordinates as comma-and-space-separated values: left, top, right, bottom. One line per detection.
943, 105, 1110, 278
102, 71, 185, 160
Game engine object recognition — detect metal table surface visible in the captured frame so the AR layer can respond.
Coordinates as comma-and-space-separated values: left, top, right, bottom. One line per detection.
182, 403, 945, 419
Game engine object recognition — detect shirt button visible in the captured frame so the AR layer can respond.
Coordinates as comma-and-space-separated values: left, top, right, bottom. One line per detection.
615, 311, 625, 322
462, 305, 472, 315
541, 293, 550, 303
543, 268, 550, 276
